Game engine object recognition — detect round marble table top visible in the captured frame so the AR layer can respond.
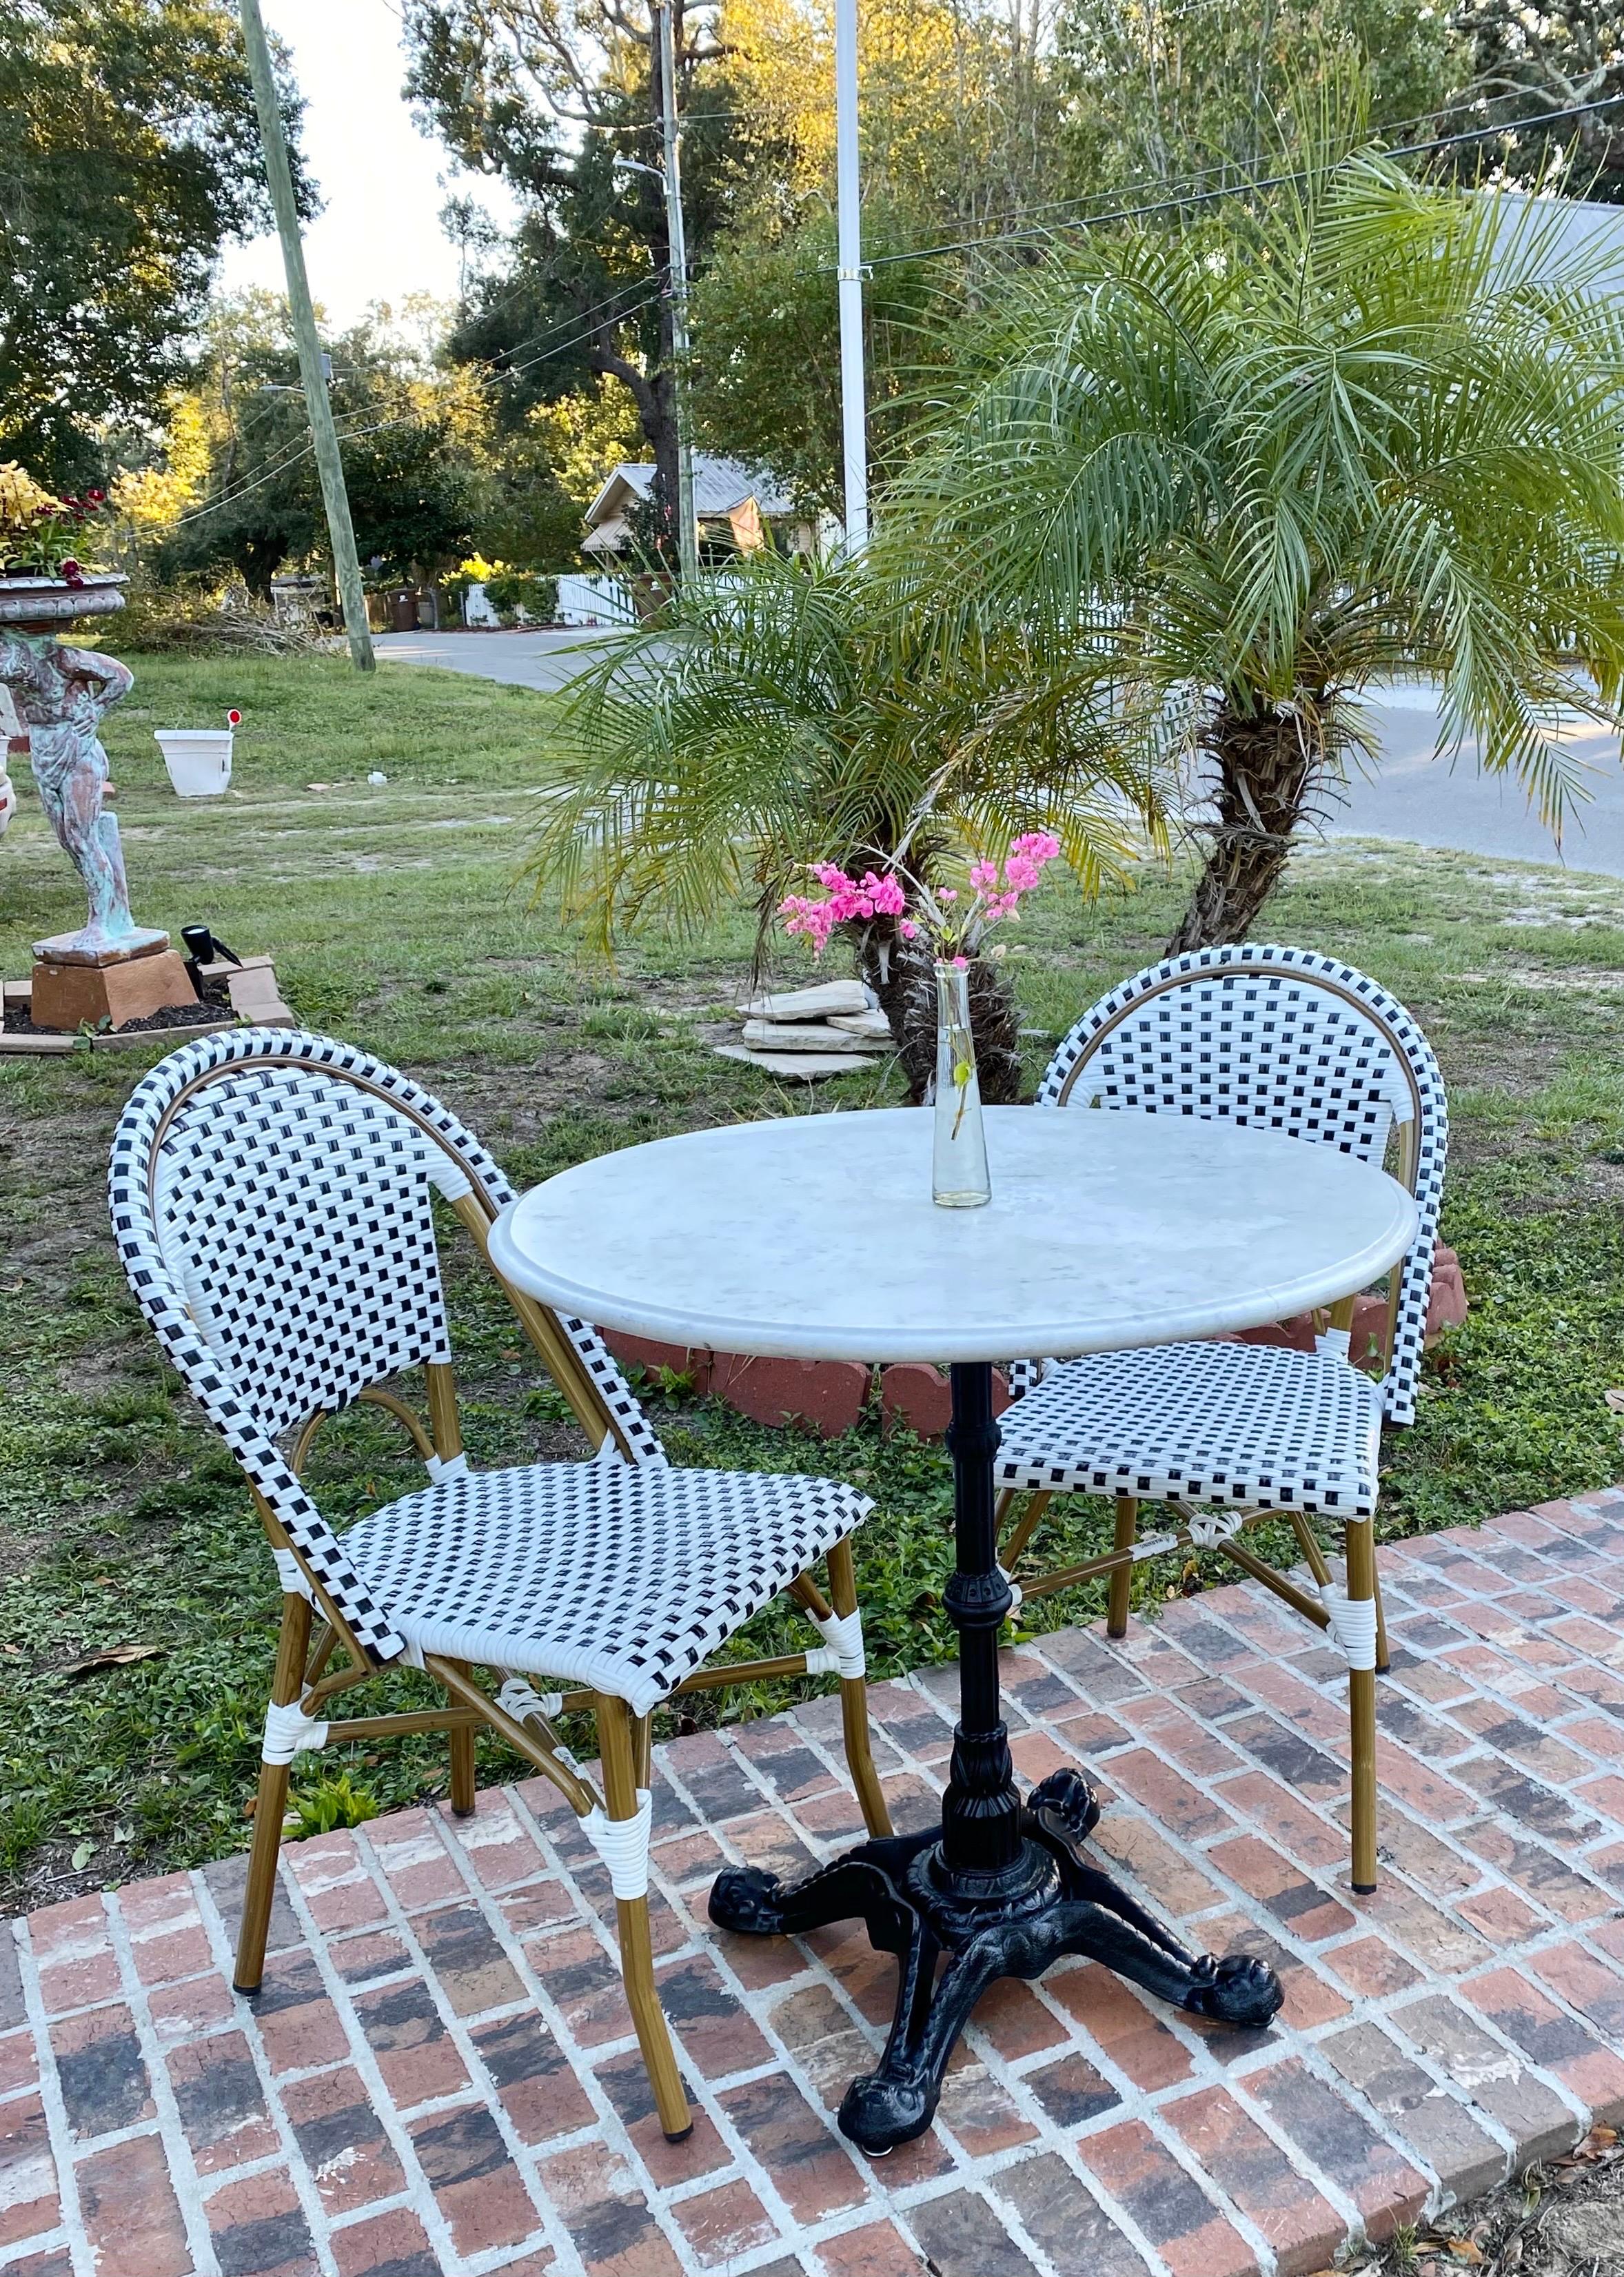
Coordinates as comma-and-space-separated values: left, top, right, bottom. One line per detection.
488, 1106, 1418, 1366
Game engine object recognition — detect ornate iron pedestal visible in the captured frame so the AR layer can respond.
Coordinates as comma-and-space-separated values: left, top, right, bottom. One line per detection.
710, 1361, 1284, 2155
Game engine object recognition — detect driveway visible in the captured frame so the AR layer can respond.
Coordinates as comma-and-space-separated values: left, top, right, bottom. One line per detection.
378, 633, 1624, 875
373, 626, 627, 694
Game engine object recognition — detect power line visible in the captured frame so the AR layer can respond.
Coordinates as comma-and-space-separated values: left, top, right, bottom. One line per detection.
156, 414, 416, 529
849, 92, 1624, 273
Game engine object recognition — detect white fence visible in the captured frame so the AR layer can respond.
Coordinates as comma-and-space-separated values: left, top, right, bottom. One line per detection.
554, 574, 639, 628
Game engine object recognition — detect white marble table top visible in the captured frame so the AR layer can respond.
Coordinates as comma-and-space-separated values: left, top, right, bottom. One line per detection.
488, 1106, 1418, 1366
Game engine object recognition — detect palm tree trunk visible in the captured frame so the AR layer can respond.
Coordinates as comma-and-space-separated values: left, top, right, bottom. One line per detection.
1166, 699, 1321, 954
857, 923, 1025, 1105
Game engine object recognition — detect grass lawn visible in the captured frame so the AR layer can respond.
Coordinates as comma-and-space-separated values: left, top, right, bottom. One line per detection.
3, 647, 1623, 1913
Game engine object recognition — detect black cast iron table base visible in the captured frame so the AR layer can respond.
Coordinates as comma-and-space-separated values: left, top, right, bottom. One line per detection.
708, 1360, 1284, 2156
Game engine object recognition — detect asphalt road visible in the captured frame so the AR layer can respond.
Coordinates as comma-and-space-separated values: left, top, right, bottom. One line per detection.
1325, 689, 1624, 878
373, 626, 629, 694
376, 631, 1624, 877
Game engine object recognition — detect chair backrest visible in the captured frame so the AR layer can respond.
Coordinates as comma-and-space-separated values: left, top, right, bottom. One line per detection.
109, 1027, 663, 1661
1039, 945, 1448, 1422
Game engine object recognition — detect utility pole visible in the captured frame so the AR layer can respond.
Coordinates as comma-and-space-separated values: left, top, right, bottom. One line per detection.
834, 0, 868, 550
236, 0, 375, 671
657, 1, 700, 583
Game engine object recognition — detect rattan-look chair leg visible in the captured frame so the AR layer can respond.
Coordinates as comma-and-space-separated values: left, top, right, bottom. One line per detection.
597, 1694, 691, 2142
449, 1726, 477, 1818
1106, 1497, 1138, 1638
235, 1592, 312, 1993
827, 1539, 893, 1838
1372, 1557, 1392, 1676
1345, 1517, 1379, 1894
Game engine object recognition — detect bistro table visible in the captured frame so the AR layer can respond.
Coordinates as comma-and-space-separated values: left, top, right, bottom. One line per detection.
490, 1104, 1417, 2154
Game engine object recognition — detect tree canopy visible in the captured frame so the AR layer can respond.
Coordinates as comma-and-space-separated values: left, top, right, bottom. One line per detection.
405, 0, 756, 521
1442, 0, 1623, 202
0, 0, 305, 490
150, 303, 481, 595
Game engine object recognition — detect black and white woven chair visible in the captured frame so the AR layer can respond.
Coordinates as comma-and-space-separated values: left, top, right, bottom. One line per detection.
109, 1028, 891, 2141
996, 945, 1448, 1892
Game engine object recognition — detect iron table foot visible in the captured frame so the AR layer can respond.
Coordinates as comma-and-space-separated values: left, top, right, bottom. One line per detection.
711, 1765, 1281, 2154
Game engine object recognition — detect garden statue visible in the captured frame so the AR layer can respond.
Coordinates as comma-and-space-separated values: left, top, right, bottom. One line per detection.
0, 628, 147, 953
0, 462, 196, 1029
0, 685, 19, 836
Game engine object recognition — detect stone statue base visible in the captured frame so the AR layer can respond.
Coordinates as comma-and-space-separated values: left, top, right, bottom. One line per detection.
30, 931, 198, 1032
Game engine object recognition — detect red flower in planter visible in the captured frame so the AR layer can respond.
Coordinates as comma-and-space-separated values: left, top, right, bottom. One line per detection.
60, 559, 84, 587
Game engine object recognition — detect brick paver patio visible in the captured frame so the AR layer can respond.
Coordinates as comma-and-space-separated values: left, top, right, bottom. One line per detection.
8, 1492, 1624, 2277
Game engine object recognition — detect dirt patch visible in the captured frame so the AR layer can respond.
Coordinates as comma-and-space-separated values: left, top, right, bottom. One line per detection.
1449, 969, 1624, 994
1357, 2128, 1624, 2277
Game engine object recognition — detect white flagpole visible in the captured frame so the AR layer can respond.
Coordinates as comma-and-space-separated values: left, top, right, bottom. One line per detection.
835, 0, 868, 550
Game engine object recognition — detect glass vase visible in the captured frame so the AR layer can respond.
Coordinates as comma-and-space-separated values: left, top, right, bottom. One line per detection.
932, 960, 991, 1207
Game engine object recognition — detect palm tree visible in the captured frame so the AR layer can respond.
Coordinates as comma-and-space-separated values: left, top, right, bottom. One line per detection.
529, 550, 1166, 1097
895, 123, 1624, 951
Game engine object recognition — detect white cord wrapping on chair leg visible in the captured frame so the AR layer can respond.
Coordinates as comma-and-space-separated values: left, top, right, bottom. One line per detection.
1316, 1325, 1352, 1361
580, 1788, 653, 1899
498, 1677, 565, 1726
1320, 1583, 1379, 1670
1186, 1511, 1246, 1549
425, 1450, 469, 1484
270, 1546, 314, 1602
802, 1606, 866, 1678
996, 1564, 1024, 1614
262, 1698, 330, 1765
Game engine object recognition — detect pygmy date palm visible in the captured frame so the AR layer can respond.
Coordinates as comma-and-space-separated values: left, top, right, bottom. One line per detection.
529, 551, 1167, 1097
898, 133, 1624, 950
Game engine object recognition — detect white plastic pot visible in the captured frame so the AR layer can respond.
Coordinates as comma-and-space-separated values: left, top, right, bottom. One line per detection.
155, 729, 233, 797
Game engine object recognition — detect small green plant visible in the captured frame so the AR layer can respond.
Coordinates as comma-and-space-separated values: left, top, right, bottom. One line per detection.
283, 1772, 380, 1839
0, 1798, 48, 1873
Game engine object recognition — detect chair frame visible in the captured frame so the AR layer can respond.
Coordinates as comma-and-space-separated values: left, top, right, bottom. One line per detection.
995, 946, 1448, 1892
114, 1035, 893, 2143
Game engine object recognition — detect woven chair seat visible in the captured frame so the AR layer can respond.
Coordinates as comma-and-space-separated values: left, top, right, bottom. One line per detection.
995, 1340, 1383, 1517
342, 1457, 870, 1717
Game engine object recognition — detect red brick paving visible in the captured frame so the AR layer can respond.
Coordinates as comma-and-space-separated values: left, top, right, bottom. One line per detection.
6, 1490, 1624, 2274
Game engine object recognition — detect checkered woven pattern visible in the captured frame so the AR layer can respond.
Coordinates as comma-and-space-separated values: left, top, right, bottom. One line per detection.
997, 1339, 1384, 1515
1027, 944, 1448, 1428
343, 1459, 867, 1717
108, 1028, 869, 1695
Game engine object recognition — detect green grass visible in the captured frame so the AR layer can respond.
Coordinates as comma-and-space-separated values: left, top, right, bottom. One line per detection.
3, 646, 1623, 1910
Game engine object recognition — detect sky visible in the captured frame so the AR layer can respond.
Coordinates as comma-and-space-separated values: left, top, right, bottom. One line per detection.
218, 0, 520, 330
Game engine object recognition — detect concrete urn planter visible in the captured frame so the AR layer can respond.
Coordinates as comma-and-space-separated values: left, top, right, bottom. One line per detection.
0, 573, 127, 629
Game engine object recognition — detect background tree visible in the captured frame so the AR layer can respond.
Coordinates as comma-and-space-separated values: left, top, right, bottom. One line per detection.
720, 0, 1072, 232
1055, 0, 1461, 196
898, 93, 1624, 952
529, 549, 1166, 1095
405, 0, 755, 532
0, 0, 305, 490
687, 203, 942, 514
152, 305, 479, 596
1441, 0, 1622, 202
687, 0, 1072, 512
